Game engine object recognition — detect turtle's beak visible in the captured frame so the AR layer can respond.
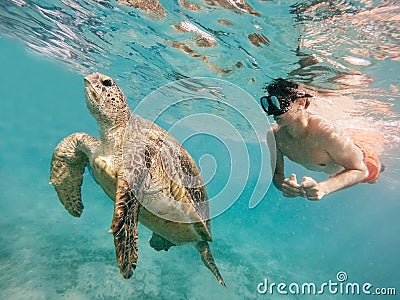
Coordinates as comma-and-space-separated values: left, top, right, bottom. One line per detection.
83, 78, 91, 89
84, 83, 99, 109
84, 73, 101, 104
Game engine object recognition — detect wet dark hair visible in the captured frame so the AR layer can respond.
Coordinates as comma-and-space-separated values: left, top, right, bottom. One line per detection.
266, 78, 301, 99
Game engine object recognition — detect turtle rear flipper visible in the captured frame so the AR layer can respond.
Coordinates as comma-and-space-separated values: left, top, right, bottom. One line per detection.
50, 132, 99, 217
110, 172, 140, 279
195, 241, 227, 288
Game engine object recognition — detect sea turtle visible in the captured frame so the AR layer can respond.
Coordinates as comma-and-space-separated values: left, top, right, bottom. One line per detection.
50, 72, 226, 287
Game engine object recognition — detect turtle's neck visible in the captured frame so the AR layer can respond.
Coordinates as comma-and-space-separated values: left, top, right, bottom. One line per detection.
98, 123, 125, 154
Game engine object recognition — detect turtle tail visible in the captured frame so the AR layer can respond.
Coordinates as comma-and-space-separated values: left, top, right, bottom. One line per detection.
195, 241, 227, 289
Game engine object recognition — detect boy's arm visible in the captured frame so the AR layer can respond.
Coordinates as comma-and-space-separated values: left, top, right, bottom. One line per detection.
267, 129, 305, 197
272, 149, 285, 190
302, 126, 368, 200
267, 129, 284, 189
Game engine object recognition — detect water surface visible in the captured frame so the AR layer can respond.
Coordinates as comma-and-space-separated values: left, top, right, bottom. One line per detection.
0, 1, 399, 299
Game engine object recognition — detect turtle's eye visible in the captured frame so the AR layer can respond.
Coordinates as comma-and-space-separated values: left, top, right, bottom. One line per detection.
102, 79, 113, 87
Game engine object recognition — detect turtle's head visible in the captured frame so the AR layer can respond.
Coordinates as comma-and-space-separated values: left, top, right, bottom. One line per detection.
84, 72, 131, 128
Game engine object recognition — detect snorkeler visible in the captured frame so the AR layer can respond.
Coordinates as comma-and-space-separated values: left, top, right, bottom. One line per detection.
261, 78, 383, 201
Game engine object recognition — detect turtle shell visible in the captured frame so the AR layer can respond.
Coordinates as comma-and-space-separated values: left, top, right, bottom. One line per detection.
122, 115, 211, 244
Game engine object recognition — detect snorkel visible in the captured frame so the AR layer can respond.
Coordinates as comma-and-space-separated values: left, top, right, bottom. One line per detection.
260, 78, 313, 116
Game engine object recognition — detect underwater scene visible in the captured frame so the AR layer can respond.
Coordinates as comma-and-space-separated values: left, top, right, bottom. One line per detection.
0, 0, 399, 299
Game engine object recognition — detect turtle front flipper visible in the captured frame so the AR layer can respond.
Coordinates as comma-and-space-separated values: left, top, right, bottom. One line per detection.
195, 241, 227, 288
110, 171, 140, 279
50, 132, 99, 217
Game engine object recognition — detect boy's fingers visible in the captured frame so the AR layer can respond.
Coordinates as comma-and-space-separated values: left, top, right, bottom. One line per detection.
282, 181, 301, 192
284, 174, 300, 188
301, 176, 317, 189
282, 185, 300, 194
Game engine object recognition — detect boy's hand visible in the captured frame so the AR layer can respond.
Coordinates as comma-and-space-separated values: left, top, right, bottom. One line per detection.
301, 176, 325, 200
282, 174, 306, 198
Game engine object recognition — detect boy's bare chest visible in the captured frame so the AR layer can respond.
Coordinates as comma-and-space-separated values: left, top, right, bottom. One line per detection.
275, 132, 332, 167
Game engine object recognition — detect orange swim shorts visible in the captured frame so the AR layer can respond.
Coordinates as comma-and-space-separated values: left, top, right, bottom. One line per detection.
348, 130, 382, 183
358, 145, 381, 183
353, 136, 381, 182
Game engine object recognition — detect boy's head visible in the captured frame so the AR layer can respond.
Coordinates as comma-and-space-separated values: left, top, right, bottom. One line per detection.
260, 78, 313, 116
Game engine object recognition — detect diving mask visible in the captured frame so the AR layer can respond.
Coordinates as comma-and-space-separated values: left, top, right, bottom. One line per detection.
260, 93, 292, 116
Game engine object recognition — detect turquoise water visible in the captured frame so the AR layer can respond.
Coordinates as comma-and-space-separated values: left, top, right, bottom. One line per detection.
1, 1, 399, 299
